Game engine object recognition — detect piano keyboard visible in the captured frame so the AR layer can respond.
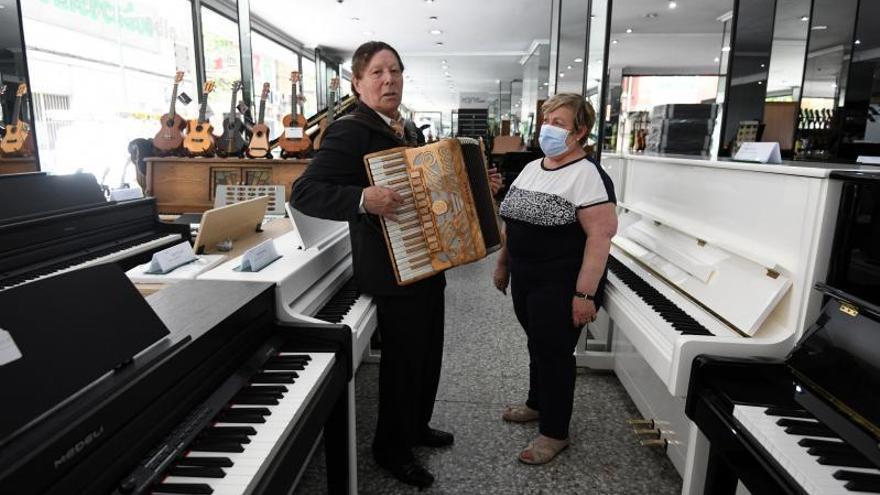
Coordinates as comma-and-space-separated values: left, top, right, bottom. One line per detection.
366, 152, 438, 283
314, 278, 367, 325
607, 255, 731, 338
124, 348, 334, 495
733, 405, 880, 494
0, 232, 182, 291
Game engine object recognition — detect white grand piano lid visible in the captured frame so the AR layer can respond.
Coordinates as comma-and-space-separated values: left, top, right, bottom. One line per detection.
614, 203, 792, 337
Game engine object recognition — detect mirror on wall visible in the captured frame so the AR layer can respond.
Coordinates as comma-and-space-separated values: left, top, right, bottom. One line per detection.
555, 0, 589, 94
838, 0, 880, 160
520, 42, 549, 146
586, 0, 608, 153
0, 0, 39, 169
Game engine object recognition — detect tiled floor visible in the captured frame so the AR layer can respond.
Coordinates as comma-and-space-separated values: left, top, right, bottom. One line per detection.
295, 254, 682, 494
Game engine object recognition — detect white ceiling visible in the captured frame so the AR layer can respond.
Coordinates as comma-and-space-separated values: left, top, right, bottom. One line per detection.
250, 0, 551, 112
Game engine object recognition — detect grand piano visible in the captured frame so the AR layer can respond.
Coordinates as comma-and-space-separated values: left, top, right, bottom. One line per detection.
196, 209, 377, 493
684, 170, 880, 495
0, 264, 352, 495
591, 154, 872, 476
0, 172, 189, 291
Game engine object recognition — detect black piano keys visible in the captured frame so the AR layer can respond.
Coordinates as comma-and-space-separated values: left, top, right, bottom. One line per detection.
314, 278, 360, 324
607, 256, 713, 336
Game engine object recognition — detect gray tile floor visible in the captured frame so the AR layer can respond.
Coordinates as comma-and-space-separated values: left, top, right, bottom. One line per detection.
295, 254, 682, 494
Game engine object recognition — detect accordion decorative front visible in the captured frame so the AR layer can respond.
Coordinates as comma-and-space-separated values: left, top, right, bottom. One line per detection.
364, 138, 502, 285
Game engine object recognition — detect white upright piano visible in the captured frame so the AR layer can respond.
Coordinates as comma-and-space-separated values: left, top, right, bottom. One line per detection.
592, 154, 857, 489
197, 211, 378, 494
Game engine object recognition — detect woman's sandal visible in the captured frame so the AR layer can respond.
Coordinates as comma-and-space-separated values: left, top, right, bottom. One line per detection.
502, 404, 539, 423
518, 435, 570, 465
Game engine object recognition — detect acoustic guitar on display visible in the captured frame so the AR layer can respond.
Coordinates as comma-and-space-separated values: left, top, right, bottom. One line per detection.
153, 71, 186, 153
278, 71, 310, 158
183, 80, 216, 156
246, 82, 271, 158
0, 83, 35, 157
216, 80, 247, 157
313, 77, 339, 151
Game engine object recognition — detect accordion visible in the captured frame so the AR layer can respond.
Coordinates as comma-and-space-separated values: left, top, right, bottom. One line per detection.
364, 138, 502, 285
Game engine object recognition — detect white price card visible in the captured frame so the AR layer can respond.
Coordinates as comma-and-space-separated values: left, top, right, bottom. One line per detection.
0, 328, 22, 366
734, 142, 782, 164
285, 127, 304, 139
235, 239, 282, 272
145, 241, 197, 274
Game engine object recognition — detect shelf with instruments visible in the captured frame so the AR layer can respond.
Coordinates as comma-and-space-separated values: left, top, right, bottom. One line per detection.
144, 156, 309, 214
0, 157, 38, 175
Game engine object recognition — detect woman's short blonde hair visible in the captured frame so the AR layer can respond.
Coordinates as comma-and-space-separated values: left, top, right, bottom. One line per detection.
541, 93, 596, 146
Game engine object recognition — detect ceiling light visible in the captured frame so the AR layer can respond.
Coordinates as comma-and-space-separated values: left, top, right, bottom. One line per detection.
626, 28, 633, 33
574, 57, 584, 63
855, 39, 862, 45
714, 57, 720, 62
424, 0, 435, 3
721, 45, 730, 52
757, 81, 763, 85
363, 30, 374, 36
811, 25, 827, 30
430, 29, 443, 35
559, 73, 565, 77
800, 15, 809, 21
590, 14, 596, 19
612, 39, 619, 44
441, 59, 447, 64
668, 1, 677, 9
543, 82, 549, 86
444, 71, 450, 76
566, 65, 572, 70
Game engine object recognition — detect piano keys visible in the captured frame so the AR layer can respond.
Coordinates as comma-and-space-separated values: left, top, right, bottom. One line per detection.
0, 266, 352, 495
685, 282, 880, 495
594, 154, 857, 474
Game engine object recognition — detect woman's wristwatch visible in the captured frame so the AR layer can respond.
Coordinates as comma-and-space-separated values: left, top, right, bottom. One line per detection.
573, 291, 595, 302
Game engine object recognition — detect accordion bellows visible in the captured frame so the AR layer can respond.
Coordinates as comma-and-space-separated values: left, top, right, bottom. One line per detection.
364, 138, 501, 285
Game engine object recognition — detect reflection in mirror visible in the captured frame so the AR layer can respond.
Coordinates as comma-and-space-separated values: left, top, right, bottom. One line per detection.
761, 0, 810, 156
795, 0, 858, 160
520, 42, 549, 146
719, 0, 776, 156
586, 0, 608, 153
511, 79, 523, 135
0, 0, 39, 170
556, 0, 589, 94
603, 0, 731, 156
839, 0, 880, 159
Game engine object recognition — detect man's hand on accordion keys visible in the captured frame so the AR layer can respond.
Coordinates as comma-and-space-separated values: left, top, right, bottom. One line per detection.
363, 185, 404, 221
488, 168, 504, 195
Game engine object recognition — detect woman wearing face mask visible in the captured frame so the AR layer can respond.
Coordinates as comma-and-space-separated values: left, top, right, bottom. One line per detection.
494, 93, 618, 464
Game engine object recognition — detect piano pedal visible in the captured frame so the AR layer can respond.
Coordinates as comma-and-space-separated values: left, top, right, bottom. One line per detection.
627, 418, 655, 429
633, 428, 662, 439
639, 438, 669, 451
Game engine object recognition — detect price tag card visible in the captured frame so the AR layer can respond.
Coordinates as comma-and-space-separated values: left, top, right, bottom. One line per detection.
0, 328, 22, 367
110, 187, 144, 202
145, 241, 198, 275
734, 142, 782, 164
235, 239, 282, 272
285, 127, 304, 139
856, 155, 880, 165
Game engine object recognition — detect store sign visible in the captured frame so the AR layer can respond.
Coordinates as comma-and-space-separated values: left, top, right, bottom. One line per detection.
28, 0, 163, 52
459, 92, 489, 109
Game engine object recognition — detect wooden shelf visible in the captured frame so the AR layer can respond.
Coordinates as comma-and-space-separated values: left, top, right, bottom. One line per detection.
145, 156, 309, 214
0, 157, 39, 175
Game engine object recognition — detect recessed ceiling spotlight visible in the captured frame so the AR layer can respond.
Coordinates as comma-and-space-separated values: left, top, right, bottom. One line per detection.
611, 39, 619, 44
721, 45, 730, 52
590, 14, 596, 19
668, 1, 677, 9
559, 73, 565, 77
574, 57, 584, 63
543, 82, 549, 86
714, 56, 720, 62
430, 29, 443, 35
811, 25, 827, 30
757, 81, 763, 85
760, 63, 765, 68
441, 59, 447, 64
566, 65, 572, 69
363, 30, 374, 36
444, 71, 450, 76
800, 15, 809, 21
625, 28, 633, 33
855, 39, 862, 45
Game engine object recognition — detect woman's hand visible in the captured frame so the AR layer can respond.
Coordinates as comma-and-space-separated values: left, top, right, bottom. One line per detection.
572, 297, 597, 327
488, 168, 504, 195
493, 263, 510, 295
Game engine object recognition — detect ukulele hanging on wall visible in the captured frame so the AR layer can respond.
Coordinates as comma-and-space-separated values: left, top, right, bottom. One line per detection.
278, 71, 310, 158
246, 82, 272, 159
153, 71, 186, 154
183, 80, 217, 157
216, 80, 247, 157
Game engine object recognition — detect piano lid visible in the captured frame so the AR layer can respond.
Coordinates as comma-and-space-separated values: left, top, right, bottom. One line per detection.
614, 208, 792, 336
0, 264, 170, 446
0, 172, 106, 225
787, 283, 880, 449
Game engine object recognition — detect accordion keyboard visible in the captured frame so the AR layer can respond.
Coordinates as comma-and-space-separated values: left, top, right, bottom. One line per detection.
366, 151, 438, 282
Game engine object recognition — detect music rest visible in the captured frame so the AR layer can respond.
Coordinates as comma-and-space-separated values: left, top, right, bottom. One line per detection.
193, 195, 270, 254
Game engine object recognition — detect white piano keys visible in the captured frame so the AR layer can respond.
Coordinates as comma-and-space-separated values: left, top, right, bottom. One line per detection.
163, 352, 335, 495
733, 405, 880, 495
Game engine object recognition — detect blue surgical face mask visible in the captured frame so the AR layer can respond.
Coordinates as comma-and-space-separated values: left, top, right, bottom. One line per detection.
539, 124, 571, 157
